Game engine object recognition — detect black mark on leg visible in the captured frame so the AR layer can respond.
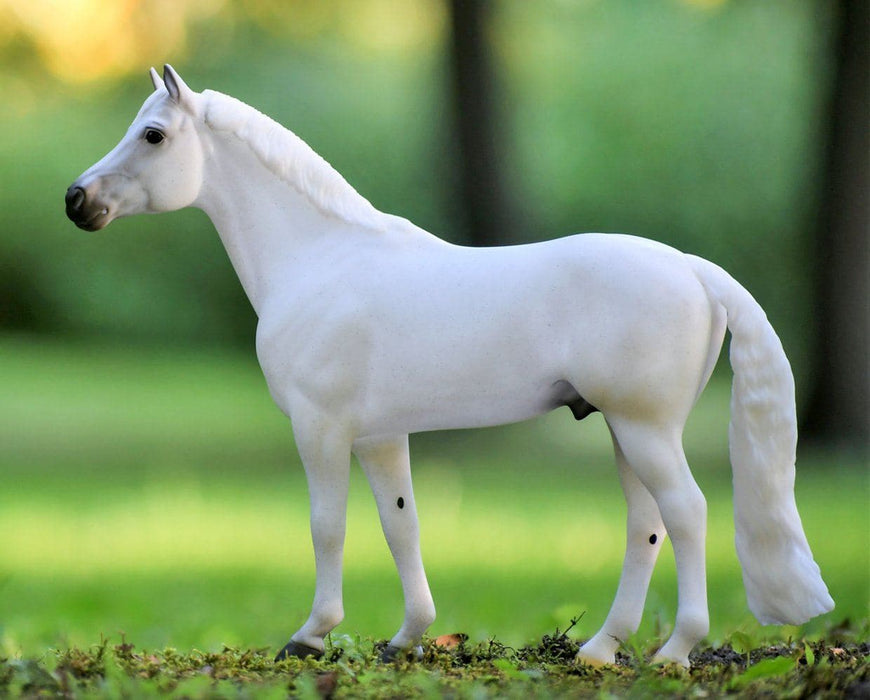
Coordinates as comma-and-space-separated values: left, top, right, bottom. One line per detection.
649, 534, 657, 545
397, 497, 405, 509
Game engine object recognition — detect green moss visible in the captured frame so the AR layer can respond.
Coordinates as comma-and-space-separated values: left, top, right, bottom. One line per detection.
3, 622, 866, 698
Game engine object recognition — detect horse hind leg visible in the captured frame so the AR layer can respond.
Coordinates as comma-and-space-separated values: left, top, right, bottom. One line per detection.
577, 428, 666, 665
598, 417, 709, 667
353, 434, 436, 660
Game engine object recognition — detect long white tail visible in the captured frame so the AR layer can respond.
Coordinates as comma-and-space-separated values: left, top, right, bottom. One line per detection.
688, 255, 834, 625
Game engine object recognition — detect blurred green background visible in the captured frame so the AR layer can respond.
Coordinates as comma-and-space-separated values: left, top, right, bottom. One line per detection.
0, 0, 866, 657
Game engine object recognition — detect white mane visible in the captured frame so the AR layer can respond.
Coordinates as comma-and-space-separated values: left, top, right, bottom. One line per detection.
202, 89, 383, 229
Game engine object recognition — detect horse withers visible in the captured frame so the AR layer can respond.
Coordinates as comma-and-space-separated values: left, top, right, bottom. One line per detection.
66, 65, 833, 667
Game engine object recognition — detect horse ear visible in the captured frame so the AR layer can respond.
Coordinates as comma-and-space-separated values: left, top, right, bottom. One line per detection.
163, 64, 193, 106
149, 67, 164, 91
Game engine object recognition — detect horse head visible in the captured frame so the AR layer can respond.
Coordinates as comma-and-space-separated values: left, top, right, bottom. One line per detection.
65, 65, 205, 231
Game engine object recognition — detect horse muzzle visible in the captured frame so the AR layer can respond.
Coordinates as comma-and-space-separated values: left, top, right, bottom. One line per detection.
65, 184, 112, 231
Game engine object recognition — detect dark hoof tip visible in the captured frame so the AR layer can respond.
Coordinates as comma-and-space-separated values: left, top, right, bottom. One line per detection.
274, 640, 324, 662
379, 644, 404, 663
379, 644, 422, 663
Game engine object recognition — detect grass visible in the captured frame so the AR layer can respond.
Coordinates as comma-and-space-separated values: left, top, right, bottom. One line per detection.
2, 628, 868, 697
0, 336, 867, 694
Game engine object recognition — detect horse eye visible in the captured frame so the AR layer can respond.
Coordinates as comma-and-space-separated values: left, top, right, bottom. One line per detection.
144, 129, 165, 145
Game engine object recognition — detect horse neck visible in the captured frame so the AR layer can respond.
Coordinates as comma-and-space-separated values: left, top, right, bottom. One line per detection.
194, 132, 373, 315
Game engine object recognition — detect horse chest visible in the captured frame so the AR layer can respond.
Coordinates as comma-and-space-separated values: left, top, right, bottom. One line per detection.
255, 296, 372, 419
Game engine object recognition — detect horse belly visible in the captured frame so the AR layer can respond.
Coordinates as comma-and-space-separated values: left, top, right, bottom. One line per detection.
355, 301, 589, 435
359, 369, 568, 435
357, 375, 570, 436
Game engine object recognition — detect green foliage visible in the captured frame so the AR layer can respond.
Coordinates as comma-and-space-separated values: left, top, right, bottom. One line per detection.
727, 655, 794, 690
1, 629, 867, 698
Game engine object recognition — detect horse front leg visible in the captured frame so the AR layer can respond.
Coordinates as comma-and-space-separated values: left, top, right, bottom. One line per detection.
275, 413, 352, 661
354, 434, 436, 660
577, 428, 666, 665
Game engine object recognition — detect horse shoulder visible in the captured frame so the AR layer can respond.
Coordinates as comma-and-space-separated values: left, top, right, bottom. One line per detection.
255, 283, 375, 421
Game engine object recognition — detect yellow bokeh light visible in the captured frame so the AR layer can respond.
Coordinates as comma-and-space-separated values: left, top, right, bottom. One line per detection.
1, 0, 448, 84
234, 0, 447, 55
1, 0, 224, 83
337, 0, 447, 55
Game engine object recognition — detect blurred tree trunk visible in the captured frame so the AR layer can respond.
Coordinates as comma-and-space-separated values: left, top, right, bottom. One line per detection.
802, 0, 869, 449
446, 0, 516, 246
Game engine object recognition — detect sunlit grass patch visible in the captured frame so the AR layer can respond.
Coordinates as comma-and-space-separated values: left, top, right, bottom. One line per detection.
2, 464, 863, 655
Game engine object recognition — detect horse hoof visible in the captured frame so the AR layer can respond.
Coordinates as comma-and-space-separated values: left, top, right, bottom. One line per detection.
380, 644, 422, 663
380, 644, 403, 663
274, 640, 324, 662
575, 652, 612, 668
651, 652, 690, 669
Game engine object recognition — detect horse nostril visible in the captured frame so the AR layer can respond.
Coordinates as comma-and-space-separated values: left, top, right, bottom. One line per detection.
65, 185, 86, 215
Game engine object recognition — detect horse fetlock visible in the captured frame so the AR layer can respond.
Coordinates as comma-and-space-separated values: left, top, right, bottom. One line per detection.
676, 608, 710, 641
654, 610, 708, 667
313, 605, 345, 633
390, 608, 435, 652
296, 603, 344, 643
390, 626, 426, 651
410, 599, 437, 631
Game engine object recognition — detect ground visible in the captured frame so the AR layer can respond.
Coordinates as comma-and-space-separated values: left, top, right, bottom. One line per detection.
4, 622, 867, 698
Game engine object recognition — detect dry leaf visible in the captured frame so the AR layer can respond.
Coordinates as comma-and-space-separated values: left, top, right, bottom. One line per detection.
434, 633, 468, 649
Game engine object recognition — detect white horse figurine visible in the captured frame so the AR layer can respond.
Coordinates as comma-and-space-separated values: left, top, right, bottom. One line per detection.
66, 65, 833, 667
